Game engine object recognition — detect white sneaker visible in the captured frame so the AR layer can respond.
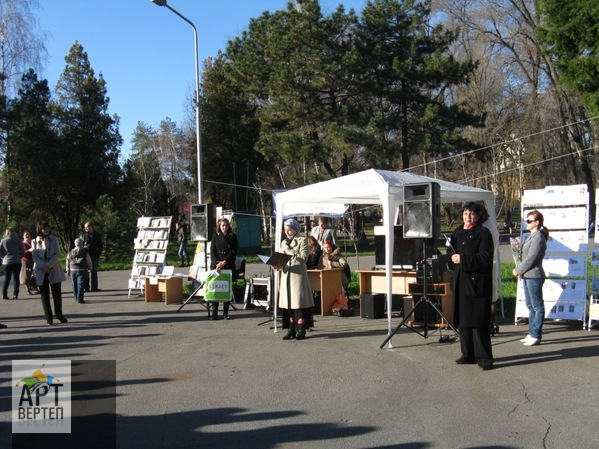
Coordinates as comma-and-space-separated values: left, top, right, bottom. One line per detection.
523, 338, 540, 346
519, 335, 532, 343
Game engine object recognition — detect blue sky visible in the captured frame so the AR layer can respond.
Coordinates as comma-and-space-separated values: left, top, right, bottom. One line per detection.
36, 0, 366, 159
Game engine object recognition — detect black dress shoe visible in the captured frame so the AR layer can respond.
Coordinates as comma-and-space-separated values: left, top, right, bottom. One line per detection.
479, 364, 494, 371
455, 356, 475, 365
57, 316, 68, 324
296, 330, 306, 340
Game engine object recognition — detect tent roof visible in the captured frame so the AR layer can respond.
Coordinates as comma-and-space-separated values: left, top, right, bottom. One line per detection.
276, 168, 492, 212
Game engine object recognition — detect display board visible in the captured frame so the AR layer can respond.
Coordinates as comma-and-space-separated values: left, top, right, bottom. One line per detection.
514, 185, 589, 327
128, 216, 172, 297
588, 189, 599, 330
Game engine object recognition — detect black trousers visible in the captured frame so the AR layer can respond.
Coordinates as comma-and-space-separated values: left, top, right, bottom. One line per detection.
40, 274, 64, 324
208, 301, 230, 319
459, 325, 493, 368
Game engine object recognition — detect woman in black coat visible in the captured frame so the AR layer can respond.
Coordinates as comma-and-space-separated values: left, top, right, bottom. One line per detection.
209, 217, 238, 320
449, 202, 495, 371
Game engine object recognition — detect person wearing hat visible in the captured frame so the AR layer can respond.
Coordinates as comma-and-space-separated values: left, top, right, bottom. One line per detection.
322, 240, 351, 293
66, 237, 92, 304
275, 218, 314, 340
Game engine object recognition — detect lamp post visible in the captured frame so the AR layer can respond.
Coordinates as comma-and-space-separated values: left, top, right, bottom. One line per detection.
151, 0, 203, 204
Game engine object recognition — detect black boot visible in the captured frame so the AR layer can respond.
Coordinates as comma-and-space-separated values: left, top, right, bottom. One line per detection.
296, 318, 306, 340
283, 318, 296, 340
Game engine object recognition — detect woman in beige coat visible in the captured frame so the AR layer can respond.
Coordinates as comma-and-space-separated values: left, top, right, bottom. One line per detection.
276, 218, 314, 340
32, 221, 67, 325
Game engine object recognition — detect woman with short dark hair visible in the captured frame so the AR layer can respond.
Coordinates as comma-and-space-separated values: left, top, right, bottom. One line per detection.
449, 202, 495, 370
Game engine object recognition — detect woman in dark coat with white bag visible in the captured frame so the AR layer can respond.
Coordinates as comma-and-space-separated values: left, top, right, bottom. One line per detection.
448, 202, 495, 371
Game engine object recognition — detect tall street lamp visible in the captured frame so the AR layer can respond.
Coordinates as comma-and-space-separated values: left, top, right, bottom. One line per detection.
151, 0, 203, 204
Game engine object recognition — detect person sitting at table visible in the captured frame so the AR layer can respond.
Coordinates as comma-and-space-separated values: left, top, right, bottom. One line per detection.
322, 240, 351, 293
306, 235, 323, 269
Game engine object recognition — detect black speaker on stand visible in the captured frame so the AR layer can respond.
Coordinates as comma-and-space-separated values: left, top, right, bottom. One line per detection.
380, 182, 458, 349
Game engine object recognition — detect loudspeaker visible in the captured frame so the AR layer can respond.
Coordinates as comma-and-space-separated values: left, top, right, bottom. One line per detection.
360, 293, 385, 319
403, 296, 441, 325
403, 182, 440, 239
190, 204, 215, 241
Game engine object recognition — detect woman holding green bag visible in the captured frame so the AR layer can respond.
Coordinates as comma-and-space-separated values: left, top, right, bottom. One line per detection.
209, 217, 238, 320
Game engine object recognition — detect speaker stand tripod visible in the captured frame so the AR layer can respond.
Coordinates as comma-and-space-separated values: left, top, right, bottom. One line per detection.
380, 244, 458, 349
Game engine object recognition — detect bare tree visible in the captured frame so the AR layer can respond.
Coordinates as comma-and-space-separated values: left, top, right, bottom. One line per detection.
0, 0, 47, 99
433, 0, 596, 215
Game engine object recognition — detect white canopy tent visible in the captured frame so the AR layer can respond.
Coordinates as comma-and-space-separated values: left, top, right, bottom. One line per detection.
273, 169, 499, 346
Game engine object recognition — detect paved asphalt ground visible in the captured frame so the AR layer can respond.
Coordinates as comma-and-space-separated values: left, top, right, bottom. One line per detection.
1, 241, 598, 448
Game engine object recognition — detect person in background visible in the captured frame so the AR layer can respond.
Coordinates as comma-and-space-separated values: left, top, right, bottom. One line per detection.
479, 205, 501, 336
209, 217, 238, 320
322, 240, 351, 293
66, 237, 92, 304
449, 202, 494, 371
275, 218, 314, 340
20, 230, 38, 295
305, 235, 323, 322
176, 221, 190, 267
513, 210, 549, 347
32, 221, 68, 325
1, 228, 25, 301
80, 222, 103, 292
311, 216, 336, 247
306, 235, 323, 269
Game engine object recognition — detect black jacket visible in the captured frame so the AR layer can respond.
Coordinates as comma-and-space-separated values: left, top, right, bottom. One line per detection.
448, 223, 494, 327
80, 231, 103, 258
210, 231, 238, 276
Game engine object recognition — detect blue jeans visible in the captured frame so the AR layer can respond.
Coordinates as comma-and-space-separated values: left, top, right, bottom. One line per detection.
178, 242, 188, 264
71, 270, 86, 303
523, 278, 545, 339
